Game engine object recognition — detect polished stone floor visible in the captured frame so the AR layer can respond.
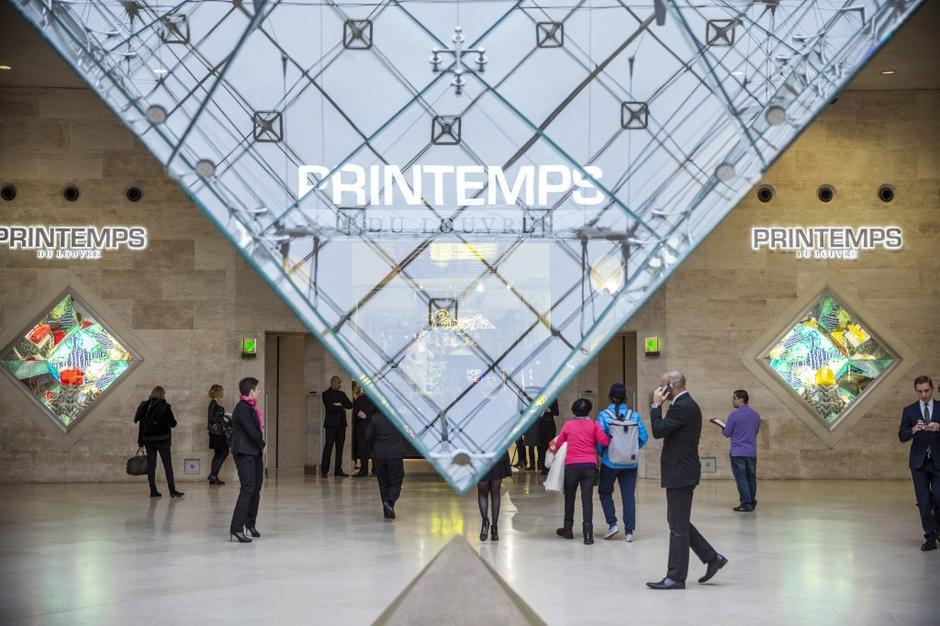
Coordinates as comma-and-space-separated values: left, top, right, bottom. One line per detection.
1, 469, 936, 625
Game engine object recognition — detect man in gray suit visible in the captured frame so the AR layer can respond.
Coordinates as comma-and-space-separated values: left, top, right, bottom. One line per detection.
647, 371, 727, 590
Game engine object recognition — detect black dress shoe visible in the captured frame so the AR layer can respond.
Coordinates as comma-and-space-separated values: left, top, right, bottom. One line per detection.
169, 490, 185, 498
921, 538, 938, 551
208, 476, 218, 485
646, 577, 685, 590
733, 505, 754, 512
150, 491, 162, 498
383, 501, 396, 520
699, 554, 728, 583
246, 527, 261, 538
490, 525, 499, 542
230, 531, 252, 543
215, 478, 225, 485
556, 527, 574, 539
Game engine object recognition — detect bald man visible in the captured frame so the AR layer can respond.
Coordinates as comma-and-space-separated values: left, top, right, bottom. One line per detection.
646, 371, 727, 590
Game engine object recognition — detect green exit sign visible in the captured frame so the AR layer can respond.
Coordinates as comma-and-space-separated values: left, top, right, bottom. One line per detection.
644, 336, 661, 356
241, 337, 257, 357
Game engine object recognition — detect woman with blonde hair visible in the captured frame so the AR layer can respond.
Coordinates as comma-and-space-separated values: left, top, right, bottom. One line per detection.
207, 384, 231, 485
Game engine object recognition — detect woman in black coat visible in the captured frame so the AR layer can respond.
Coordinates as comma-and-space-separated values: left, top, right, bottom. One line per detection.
207, 384, 231, 485
134, 386, 183, 498
364, 396, 404, 520
537, 399, 560, 475
229, 377, 265, 543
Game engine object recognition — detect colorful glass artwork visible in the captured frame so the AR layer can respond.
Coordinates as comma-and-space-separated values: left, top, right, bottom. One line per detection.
763, 293, 895, 428
0, 294, 137, 431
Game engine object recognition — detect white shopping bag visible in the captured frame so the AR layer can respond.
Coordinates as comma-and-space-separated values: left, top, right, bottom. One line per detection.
543, 442, 567, 493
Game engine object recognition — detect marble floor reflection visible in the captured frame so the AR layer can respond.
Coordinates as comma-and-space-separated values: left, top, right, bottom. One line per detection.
1, 470, 935, 625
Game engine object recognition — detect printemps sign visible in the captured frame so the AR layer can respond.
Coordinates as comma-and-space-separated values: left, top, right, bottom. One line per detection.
0, 226, 148, 259
751, 226, 903, 260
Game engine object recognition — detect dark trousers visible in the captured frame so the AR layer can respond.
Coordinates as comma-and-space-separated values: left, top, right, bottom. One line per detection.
231, 453, 263, 533
563, 465, 597, 528
730, 456, 757, 507
356, 427, 372, 474
375, 458, 404, 506
321, 426, 346, 475
666, 487, 718, 582
911, 457, 940, 539
598, 465, 638, 530
210, 447, 229, 478
514, 439, 527, 466
144, 440, 175, 493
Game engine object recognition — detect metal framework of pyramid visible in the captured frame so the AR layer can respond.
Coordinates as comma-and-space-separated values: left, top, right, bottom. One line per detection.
13, 0, 924, 491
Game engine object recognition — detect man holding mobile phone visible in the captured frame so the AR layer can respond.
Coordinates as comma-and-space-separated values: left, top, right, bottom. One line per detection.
646, 371, 727, 590
899, 375, 940, 551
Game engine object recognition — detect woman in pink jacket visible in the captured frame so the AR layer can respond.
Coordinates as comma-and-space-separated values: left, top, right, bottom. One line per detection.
550, 398, 610, 544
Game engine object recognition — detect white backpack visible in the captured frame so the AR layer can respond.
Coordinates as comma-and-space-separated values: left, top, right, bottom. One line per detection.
605, 406, 640, 465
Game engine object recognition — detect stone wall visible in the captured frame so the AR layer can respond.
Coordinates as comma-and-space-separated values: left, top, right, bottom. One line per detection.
0, 86, 937, 482
627, 90, 940, 480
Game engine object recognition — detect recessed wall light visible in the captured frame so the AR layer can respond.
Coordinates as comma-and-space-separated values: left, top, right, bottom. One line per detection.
153, 68, 169, 76
880, 69, 896, 75
0, 65, 13, 71
731, 70, 744, 77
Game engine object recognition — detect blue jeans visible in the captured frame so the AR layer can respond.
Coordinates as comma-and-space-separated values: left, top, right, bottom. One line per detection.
598, 465, 638, 530
730, 456, 757, 507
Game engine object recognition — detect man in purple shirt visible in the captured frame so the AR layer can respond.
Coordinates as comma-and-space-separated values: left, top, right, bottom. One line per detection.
721, 390, 761, 512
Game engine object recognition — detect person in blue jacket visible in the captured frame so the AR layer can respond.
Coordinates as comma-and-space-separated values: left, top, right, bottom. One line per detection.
597, 383, 648, 541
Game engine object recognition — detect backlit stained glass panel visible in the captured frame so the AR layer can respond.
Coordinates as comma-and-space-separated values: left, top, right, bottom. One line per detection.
763, 292, 895, 429
0, 294, 138, 431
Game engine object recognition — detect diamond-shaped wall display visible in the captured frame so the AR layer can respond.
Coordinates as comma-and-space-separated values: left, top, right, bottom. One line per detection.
536, 22, 564, 48
431, 115, 461, 145
745, 284, 911, 447
12, 0, 925, 490
252, 110, 283, 143
0, 292, 141, 433
343, 19, 373, 50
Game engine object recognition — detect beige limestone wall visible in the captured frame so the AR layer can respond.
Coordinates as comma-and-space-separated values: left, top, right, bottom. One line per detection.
0, 85, 937, 483
627, 90, 940, 481
0, 87, 334, 483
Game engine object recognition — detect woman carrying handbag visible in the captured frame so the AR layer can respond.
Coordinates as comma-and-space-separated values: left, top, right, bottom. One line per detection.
207, 384, 232, 485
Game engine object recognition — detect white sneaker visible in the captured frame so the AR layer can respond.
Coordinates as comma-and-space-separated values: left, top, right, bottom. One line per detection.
624, 531, 634, 542
603, 524, 619, 539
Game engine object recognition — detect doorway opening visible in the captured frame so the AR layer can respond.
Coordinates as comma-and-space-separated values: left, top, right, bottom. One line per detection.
596, 332, 638, 410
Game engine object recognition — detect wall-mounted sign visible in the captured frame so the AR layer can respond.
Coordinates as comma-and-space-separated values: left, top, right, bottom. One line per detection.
0, 225, 148, 260
644, 336, 661, 356
241, 337, 257, 357
751, 226, 902, 260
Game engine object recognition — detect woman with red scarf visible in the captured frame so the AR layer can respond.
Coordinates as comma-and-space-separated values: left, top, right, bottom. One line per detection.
229, 377, 265, 543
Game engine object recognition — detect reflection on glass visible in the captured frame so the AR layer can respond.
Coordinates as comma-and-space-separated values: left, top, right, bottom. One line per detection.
11, 0, 923, 489
0, 294, 138, 431
763, 292, 895, 429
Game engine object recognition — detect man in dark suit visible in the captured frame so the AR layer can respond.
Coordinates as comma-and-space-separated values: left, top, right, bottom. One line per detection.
899, 375, 940, 551
647, 371, 727, 590
364, 396, 405, 519
321, 376, 353, 477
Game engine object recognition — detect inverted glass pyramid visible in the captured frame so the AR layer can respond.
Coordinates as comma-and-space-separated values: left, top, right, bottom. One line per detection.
14, 0, 923, 491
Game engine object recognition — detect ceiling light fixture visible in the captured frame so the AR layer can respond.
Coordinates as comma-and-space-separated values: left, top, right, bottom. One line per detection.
0, 65, 13, 71
880, 69, 896, 75
153, 68, 169, 76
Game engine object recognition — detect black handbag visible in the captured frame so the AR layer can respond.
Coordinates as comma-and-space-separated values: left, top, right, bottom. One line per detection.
208, 422, 225, 436
126, 447, 148, 476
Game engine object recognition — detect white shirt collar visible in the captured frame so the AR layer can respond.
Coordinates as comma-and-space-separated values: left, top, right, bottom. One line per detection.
672, 390, 689, 402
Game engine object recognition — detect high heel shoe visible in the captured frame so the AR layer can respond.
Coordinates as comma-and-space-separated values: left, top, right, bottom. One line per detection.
480, 518, 490, 542
490, 524, 499, 542
246, 527, 261, 538
230, 530, 252, 543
